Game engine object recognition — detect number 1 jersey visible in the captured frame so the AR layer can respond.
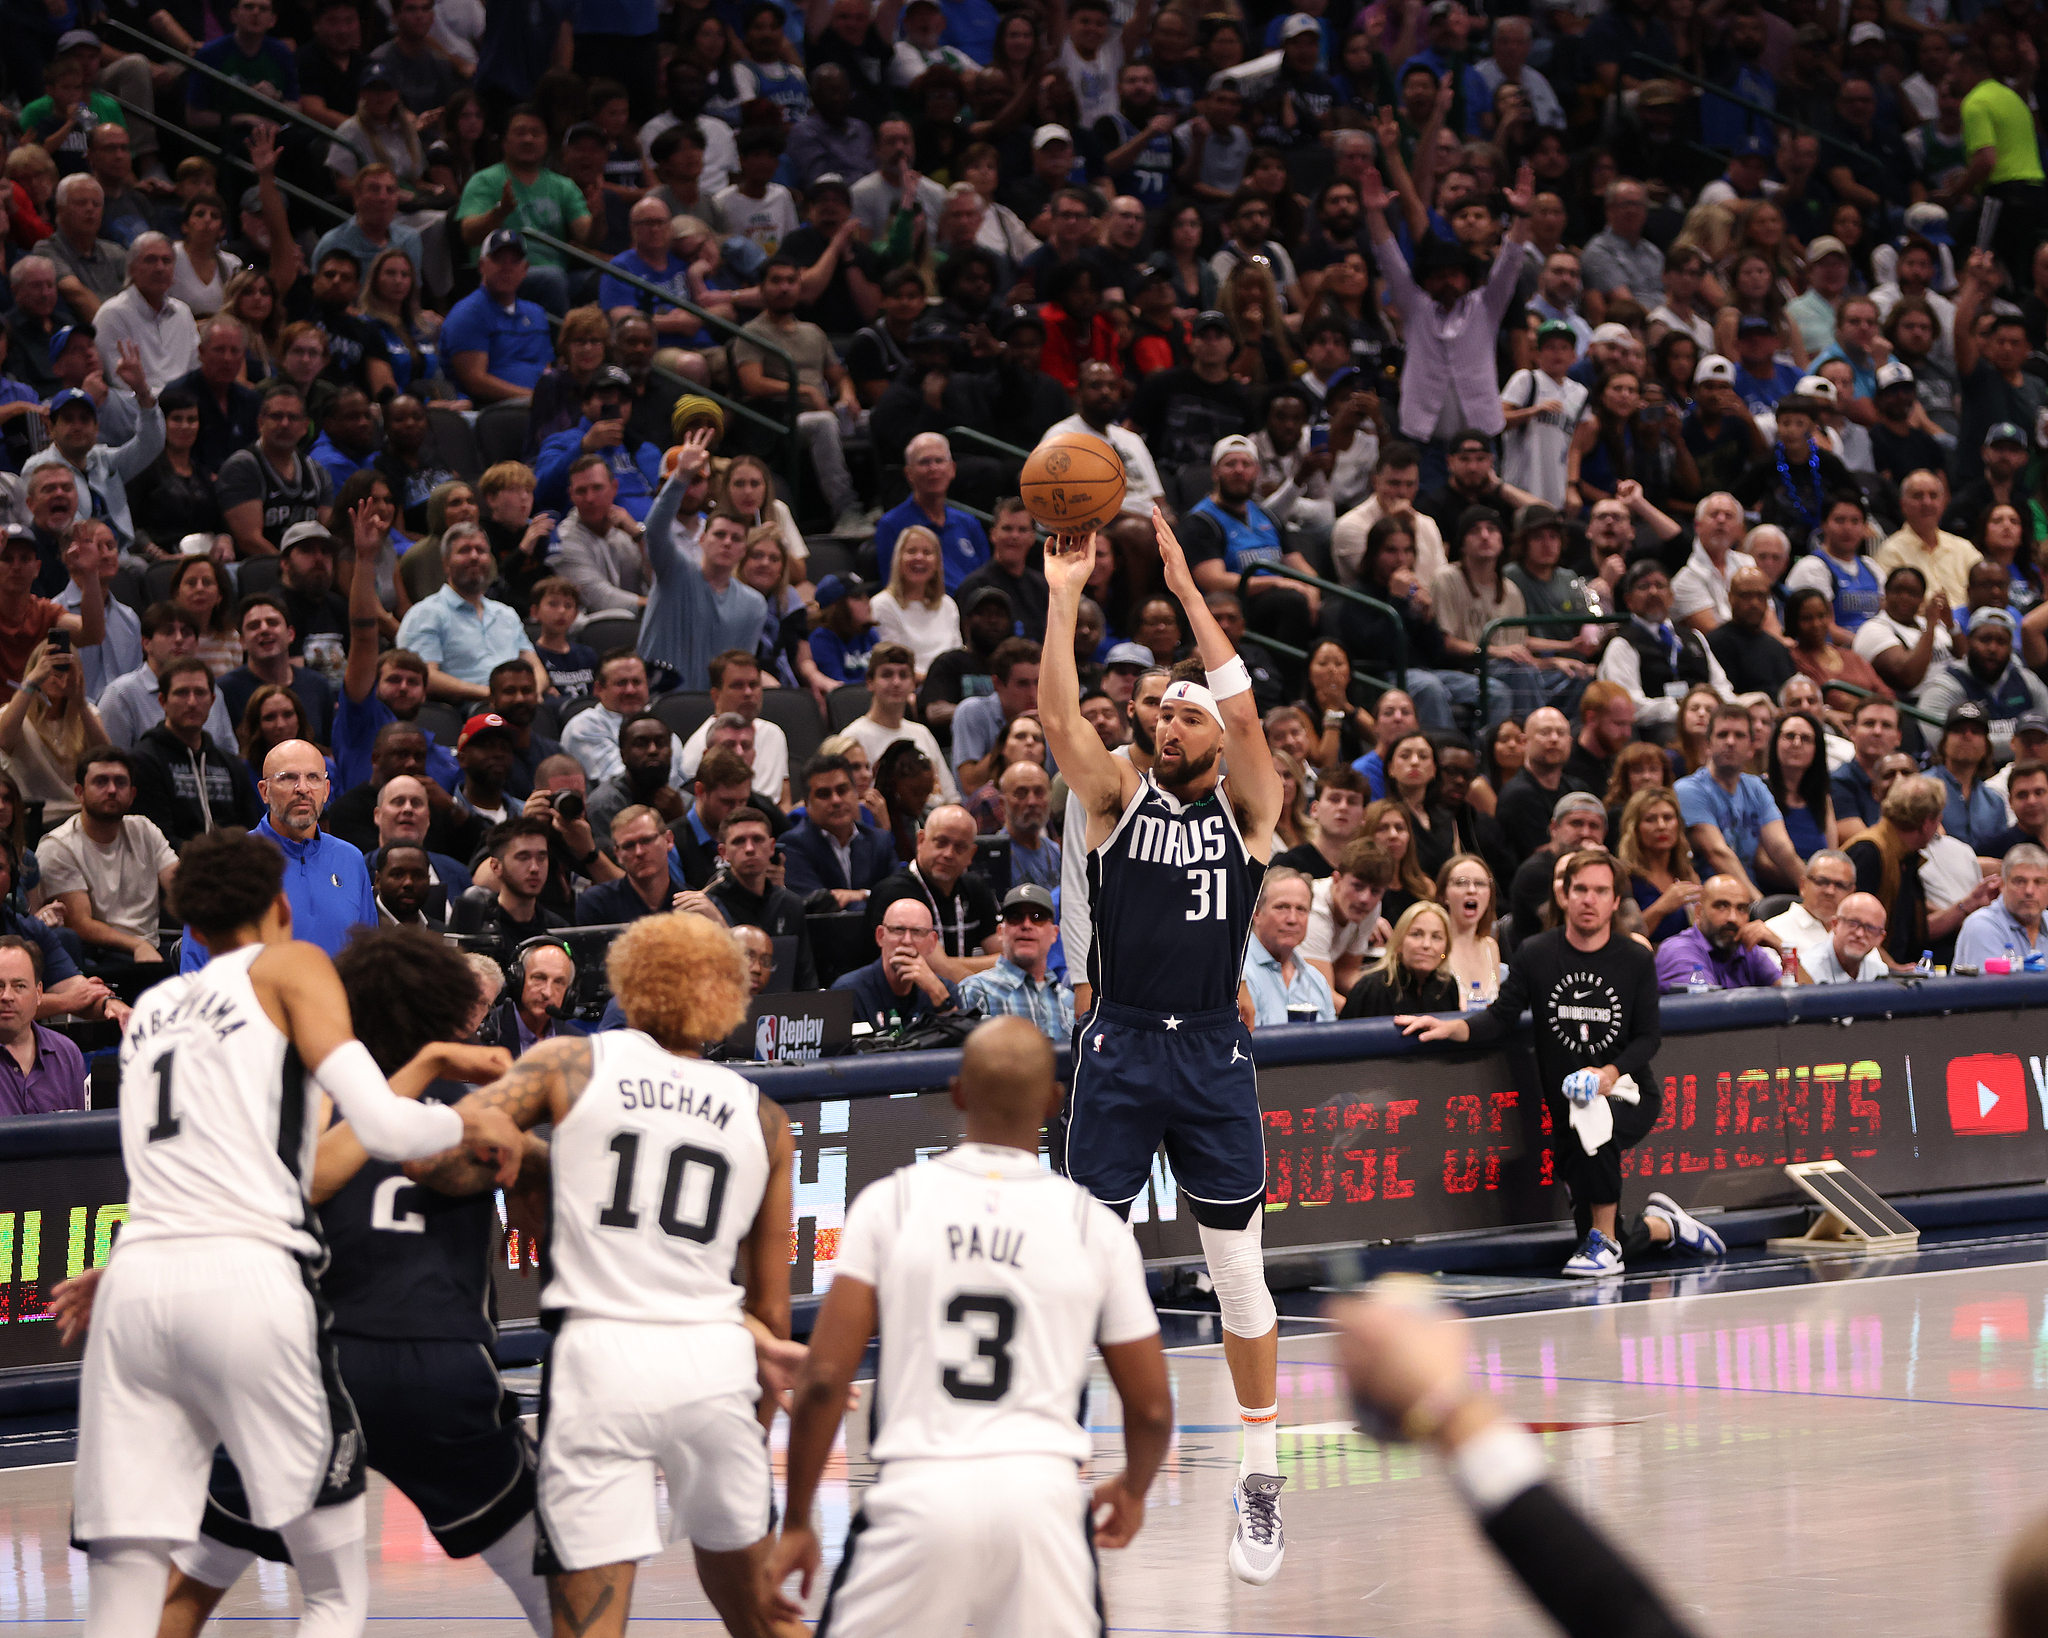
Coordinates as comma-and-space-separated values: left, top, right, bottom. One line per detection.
542, 1029, 770, 1327
116, 943, 318, 1261
836, 1144, 1158, 1465
1086, 771, 1265, 1014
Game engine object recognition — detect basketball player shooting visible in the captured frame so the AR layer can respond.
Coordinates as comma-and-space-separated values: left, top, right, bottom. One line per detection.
1039, 507, 1290, 1584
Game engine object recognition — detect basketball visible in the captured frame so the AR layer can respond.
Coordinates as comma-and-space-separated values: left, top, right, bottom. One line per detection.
1019, 430, 1127, 534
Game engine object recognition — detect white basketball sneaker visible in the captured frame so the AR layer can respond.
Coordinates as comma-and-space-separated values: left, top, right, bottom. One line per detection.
1228, 1472, 1287, 1584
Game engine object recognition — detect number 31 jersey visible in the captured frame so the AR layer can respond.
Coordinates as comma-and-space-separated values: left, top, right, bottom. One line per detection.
542, 1029, 769, 1327
835, 1144, 1159, 1464
1087, 771, 1265, 1014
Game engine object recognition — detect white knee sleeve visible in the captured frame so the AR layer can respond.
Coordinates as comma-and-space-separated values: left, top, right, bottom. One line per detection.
86, 1540, 173, 1638
277, 1499, 367, 1638
1197, 1219, 1278, 1340
477, 1515, 552, 1637
171, 1533, 257, 1591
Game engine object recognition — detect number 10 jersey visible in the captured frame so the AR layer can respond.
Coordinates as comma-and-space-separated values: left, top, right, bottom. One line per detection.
542, 1029, 770, 1327
1087, 771, 1265, 1014
836, 1144, 1158, 1465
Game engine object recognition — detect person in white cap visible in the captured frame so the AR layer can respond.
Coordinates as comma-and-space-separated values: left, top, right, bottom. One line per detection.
1866, 357, 1952, 490
1681, 353, 1767, 494
1176, 434, 1318, 654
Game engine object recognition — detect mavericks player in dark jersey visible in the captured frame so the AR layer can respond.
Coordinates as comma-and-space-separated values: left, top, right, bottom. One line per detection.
57, 926, 554, 1637
1039, 503, 1291, 1585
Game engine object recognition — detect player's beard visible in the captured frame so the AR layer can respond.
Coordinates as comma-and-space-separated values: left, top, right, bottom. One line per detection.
1131, 715, 1156, 755
1155, 741, 1219, 791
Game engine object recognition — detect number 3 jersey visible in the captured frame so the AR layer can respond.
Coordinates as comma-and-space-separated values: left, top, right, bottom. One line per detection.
542, 1029, 770, 1327
116, 944, 319, 1261
836, 1144, 1159, 1465
1087, 772, 1265, 1014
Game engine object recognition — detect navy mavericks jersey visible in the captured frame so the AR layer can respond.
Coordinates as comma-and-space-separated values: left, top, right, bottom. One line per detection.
318, 1078, 499, 1345
1087, 772, 1265, 1014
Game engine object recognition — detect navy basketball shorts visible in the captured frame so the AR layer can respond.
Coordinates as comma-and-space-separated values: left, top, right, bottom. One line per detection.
1063, 1000, 1265, 1230
201, 1336, 536, 1562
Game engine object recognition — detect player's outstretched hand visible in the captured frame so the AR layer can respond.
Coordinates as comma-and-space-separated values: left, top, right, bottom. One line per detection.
769, 1522, 822, 1602
50, 1263, 104, 1348
462, 1105, 526, 1186
427, 1043, 515, 1086
1090, 1472, 1147, 1549
1153, 506, 1196, 600
1041, 528, 1094, 597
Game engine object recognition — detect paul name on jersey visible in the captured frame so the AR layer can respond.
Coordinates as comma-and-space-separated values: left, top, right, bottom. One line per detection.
945, 1221, 1027, 1267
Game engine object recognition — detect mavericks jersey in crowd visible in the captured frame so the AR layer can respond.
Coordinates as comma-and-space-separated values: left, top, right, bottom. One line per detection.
116, 944, 320, 1262
836, 1143, 1159, 1464
542, 1029, 769, 1326
319, 1079, 499, 1345
1087, 771, 1265, 1014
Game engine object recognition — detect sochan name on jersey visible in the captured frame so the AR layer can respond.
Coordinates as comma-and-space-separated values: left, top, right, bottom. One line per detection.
1129, 813, 1229, 866
617, 1078, 734, 1124
756, 1013, 827, 1063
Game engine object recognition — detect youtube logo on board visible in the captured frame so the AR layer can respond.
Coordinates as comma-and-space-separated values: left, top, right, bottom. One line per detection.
1947, 1054, 2030, 1136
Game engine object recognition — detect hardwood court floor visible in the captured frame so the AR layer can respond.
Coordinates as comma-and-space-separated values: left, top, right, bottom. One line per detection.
5, 1253, 2048, 1635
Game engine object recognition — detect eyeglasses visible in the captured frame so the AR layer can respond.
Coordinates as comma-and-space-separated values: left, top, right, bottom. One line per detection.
879, 922, 933, 939
265, 772, 326, 790
1838, 918, 1887, 938
1002, 907, 1053, 925
1809, 876, 1855, 893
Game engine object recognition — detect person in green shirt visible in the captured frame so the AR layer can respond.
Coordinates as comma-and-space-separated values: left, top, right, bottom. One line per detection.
456, 106, 593, 317
20, 54, 126, 180
1955, 47, 2045, 281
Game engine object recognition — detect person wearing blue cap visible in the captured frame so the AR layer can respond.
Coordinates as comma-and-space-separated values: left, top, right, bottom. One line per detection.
22, 341, 163, 558
441, 227, 555, 403
1697, 133, 1773, 208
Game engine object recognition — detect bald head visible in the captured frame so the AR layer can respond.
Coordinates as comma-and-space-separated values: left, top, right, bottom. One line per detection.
260, 738, 330, 840
952, 1017, 1060, 1140
1833, 891, 1886, 969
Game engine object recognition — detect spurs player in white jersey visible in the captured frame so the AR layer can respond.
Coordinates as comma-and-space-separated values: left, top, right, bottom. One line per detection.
453, 912, 804, 1638
773, 1018, 1173, 1637
71, 826, 524, 1638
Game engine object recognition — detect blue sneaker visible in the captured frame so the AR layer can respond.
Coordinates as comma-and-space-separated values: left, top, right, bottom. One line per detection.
1645, 1192, 1726, 1257
1562, 1229, 1624, 1278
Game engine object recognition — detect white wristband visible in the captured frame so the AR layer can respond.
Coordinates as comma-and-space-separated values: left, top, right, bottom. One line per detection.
1446, 1419, 1548, 1518
1206, 655, 1252, 702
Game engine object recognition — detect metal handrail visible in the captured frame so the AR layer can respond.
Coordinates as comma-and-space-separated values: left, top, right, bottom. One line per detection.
98, 16, 372, 163
1812, 677, 1944, 733
1626, 55, 1881, 171
1476, 612, 1630, 722
947, 425, 1031, 463
1239, 560, 1407, 687
104, 93, 353, 229
520, 227, 803, 499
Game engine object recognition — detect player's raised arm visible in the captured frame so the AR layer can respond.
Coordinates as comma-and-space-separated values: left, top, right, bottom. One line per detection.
1041, 528, 1136, 832
1155, 507, 1283, 849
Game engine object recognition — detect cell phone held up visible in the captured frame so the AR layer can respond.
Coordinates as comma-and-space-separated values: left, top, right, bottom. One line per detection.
47, 630, 71, 668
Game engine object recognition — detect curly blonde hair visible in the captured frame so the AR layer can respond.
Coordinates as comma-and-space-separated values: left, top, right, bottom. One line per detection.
607, 914, 750, 1048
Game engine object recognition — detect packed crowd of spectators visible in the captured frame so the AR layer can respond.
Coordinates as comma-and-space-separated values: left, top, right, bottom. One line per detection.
7, 0, 2048, 1111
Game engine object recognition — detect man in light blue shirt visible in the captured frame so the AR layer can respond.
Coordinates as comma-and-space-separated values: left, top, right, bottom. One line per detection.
1676, 702, 1804, 901
1242, 867, 1336, 1024
1955, 844, 2048, 969
392, 523, 547, 700
957, 884, 1073, 1039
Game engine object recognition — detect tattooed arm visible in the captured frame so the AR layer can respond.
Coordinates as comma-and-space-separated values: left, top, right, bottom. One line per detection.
310, 1042, 517, 1205
453, 1035, 596, 1133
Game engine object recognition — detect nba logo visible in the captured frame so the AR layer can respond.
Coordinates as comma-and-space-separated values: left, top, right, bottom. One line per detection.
756, 1015, 778, 1061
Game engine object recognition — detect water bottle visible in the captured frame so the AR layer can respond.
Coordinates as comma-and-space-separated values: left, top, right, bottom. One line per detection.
1916, 949, 1934, 976
1686, 967, 1711, 994
1468, 979, 1484, 1012
1778, 949, 1798, 987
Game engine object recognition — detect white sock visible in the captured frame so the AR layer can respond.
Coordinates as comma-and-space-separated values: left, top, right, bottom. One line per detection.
85, 1540, 173, 1638
1239, 1404, 1279, 1479
276, 1498, 368, 1638
477, 1515, 552, 1638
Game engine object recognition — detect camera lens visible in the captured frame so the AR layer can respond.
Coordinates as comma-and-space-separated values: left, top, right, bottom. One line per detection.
551, 790, 585, 822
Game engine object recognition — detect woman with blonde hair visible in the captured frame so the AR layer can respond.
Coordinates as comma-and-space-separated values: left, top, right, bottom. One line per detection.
1434, 852, 1501, 1005
401, 479, 480, 605
871, 525, 962, 679
0, 639, 106, 825
1617, 787, 1698, 943
1222, 260, 1296, 389
716, 455, 809, 585
223, 268, 285, 381
1363, 797, 1433, 922
1603, 740, 1671, 831
1271, 748, 1313, 853
359, 246, 445, 398
1340, 899, 1459, 1017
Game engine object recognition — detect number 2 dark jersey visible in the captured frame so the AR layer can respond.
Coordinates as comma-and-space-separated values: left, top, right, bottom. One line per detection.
319, 1079, 499, 1346
1086, 771, 1265, 1014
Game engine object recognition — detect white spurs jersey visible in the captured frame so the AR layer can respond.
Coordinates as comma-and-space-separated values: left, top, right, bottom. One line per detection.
836, 1144, 1159, 1465
543, 1029, 770, 1326
115, 944, 320, 1261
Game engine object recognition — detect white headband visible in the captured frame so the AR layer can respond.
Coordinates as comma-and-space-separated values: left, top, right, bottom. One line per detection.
1160, 679, 1225, 728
